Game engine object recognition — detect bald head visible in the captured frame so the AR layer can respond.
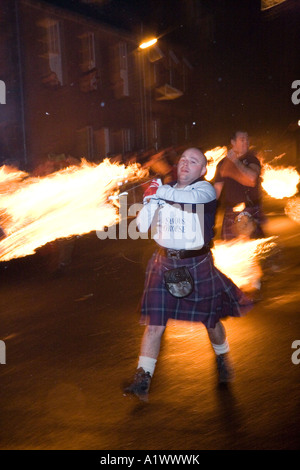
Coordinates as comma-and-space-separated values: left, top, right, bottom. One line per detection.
177, 148, 207, 188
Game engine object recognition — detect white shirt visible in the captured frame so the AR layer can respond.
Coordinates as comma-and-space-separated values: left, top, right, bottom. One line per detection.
137, 180, 216, 250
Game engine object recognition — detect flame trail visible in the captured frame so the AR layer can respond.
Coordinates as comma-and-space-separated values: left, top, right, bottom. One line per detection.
212, 237, 276, 290
0, 159, 147, 262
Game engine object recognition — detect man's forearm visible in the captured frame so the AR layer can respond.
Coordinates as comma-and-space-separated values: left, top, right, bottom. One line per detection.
231, 159, 259, 186
221, 156, 259, 187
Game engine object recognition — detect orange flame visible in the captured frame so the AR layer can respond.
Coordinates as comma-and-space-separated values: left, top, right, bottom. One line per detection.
212, 237, 276, 290
261, 164, 300, 199
232, 202, 246, 212
0, 159, 147, 262
203, 146, 300, 201
204, 146, 227, 181
284, 196, 300, 224
0, 165, 28, 193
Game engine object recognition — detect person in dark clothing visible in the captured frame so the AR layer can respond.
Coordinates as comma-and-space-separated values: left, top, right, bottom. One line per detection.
214, 131, 265, 240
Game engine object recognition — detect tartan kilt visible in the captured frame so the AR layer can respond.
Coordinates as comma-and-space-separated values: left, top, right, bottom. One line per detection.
221, 206, 265, 240
141, 251, 253, 328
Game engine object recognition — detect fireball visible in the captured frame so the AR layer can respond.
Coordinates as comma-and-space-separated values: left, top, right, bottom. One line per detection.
261, 164, 300, 199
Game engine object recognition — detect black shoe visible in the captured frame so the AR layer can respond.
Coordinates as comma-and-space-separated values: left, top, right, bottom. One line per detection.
123, 367, 151, 401
216, 353, 235, 383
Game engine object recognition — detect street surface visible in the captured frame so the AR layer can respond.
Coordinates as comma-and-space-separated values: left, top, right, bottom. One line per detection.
0, 197, 300, 450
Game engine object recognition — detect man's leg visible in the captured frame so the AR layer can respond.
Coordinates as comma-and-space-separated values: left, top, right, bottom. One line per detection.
124, 325, 165, 399
206, 321, 227, 346
140, 324, 165, 359
206, 321, 234, 383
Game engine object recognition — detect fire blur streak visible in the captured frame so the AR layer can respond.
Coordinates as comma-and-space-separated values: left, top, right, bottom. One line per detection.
0, 159, 147, 262
212, 237, 276, 290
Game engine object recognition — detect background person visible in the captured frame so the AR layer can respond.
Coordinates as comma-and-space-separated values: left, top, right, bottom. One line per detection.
214, 131, 266, 240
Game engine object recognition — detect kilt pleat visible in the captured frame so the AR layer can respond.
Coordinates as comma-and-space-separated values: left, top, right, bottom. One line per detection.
141, 251, 253, 328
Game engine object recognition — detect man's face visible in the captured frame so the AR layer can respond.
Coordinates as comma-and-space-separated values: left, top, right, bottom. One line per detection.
231, 132, 249, 156
177, 148, 206, 187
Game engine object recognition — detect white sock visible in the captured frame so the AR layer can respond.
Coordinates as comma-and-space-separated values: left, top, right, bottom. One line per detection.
138, 356, 157, 377
211, 339, 230, 356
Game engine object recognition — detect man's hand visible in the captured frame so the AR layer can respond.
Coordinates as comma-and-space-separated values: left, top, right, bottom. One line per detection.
220, 152, 259, 187
226, 149, 239, 162
143, 178, 162, 203
219, 157, 237, 178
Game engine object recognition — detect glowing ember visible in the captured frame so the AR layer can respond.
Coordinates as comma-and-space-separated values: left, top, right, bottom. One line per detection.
204, 146, 227, 181
261, 164, 300, 199
232, 202, 246, 212
284, 197, 300, 224
212, 237, 276, 290
0, 159, 147, 262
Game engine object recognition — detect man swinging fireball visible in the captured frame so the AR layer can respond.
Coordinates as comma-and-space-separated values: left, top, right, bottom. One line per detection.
123, 147, 253, 401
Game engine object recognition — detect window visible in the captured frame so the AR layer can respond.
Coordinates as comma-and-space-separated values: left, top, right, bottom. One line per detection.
38, 18, 64, 86
122, 128, 131, 153
182, 57, 193, 92
76, 126, 94, 160
152, 119, 160, 151
169, 50, 181, 90
94, 128, 111, 159
119, 42, 129, 96
79, 32, 96, 72
112, 41, 129, 98
111, 128, 132, 154
78, 31, 99, 92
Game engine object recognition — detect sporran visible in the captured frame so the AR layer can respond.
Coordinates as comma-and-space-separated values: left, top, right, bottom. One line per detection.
163, 266, 194, 298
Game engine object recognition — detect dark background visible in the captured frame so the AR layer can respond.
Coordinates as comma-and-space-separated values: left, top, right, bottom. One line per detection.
40, 0, 300, 147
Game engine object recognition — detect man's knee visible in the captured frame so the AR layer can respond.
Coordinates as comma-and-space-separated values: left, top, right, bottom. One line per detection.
145, 325, 166, 338
206, 321, 224, 335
